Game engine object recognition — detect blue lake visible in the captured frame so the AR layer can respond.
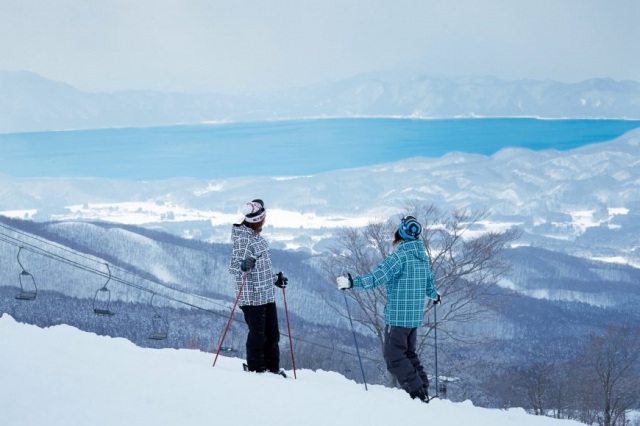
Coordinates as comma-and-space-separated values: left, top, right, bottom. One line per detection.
1, 118, 639, 180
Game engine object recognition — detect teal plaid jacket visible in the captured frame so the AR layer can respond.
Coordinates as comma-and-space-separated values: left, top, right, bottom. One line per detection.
352, 239, 437, 328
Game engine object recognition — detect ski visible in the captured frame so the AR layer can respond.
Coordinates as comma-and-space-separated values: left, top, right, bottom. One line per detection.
242, 363, 287, 378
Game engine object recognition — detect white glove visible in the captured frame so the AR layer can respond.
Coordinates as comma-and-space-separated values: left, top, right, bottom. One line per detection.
336, 274, 353, 290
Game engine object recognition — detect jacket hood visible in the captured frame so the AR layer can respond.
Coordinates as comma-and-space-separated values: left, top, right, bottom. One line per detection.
401, 239, 429, 261
231, 223, 254, 240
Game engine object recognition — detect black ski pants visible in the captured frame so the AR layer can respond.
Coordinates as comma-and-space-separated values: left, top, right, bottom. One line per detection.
240, 302, 280, 373
384, 325, 429, 394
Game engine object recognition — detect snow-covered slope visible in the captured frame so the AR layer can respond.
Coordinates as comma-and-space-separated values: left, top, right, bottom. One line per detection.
0, 314, 581, 426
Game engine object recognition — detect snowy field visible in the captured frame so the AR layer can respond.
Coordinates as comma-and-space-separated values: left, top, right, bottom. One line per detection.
0, 314, 581, 426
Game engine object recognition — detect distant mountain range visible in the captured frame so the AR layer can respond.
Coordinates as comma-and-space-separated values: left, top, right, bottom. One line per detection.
2, 70, 640, 133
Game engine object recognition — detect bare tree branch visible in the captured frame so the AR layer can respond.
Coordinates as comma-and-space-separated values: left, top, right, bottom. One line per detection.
319, 201, 522, 386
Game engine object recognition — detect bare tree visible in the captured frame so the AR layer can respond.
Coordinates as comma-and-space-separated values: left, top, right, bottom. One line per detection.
405, 202, 520, 352
547, 365, 573, 420
514, 362, 556, 415
579, 325, 640, 426
319, 201, 521, 385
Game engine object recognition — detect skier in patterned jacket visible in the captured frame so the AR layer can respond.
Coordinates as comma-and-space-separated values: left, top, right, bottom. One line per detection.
229, 199, 288, 377
336, 215, 440, 402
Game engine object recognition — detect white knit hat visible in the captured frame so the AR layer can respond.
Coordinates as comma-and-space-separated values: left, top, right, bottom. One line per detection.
240, 199, 266, 223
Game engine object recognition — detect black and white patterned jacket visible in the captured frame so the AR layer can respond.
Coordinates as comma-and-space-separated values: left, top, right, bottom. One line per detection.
229, 224, 276, 306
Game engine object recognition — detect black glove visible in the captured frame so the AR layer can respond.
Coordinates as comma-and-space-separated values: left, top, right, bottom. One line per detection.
434, 293, 441, 305
240, 257, 256, 272
274, 272, 288, 289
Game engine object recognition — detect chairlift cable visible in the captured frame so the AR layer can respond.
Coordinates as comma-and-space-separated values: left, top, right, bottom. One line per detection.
0, 225, 379, 362
1, 230, 209, 310
0, 224, 226, 309
0, 228, 225, 309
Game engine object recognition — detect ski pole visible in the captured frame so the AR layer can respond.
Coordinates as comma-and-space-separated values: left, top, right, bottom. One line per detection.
343, 291, 368, 390
434, 301, 439, 397
213, 272, 248, 367
282, 286, 297, 379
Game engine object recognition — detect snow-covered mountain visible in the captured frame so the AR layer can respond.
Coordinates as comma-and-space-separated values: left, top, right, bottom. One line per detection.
262, 74, 640, 120
2, 70, 639, 133
2, 127, 638, 349
2, 128, 638, 267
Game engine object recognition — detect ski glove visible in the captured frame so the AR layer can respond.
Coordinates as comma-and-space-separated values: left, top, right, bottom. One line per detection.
433, 293, 442, 305
336, 273, 353, 290
241, 257, 256, 272
275, 272, 288, 289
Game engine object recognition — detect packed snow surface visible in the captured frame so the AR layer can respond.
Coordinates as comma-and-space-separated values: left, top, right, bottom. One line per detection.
0, 314, 581, 426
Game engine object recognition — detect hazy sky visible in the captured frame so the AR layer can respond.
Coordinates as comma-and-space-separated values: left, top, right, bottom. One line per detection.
1, 0, 639, 94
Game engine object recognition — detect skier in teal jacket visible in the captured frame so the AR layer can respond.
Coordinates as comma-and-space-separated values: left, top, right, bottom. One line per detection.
337, 215, 440, 402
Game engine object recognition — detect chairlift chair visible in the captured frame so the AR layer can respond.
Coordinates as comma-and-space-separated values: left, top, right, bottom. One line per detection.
220, 330, 237, 352
93, 263, 115, 316
15, 247, 37, 301
148, 293, 169, 340
149, 313, 168, 340
16, 270, 38, 300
